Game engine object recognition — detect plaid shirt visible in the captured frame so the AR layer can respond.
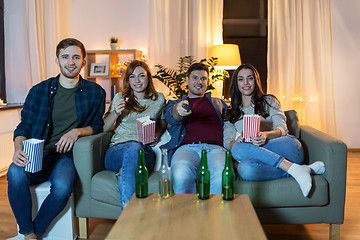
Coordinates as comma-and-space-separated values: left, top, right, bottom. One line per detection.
14, 75, 106, 141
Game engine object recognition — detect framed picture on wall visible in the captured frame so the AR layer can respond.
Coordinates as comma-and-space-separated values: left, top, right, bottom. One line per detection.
90, 63, 109, 77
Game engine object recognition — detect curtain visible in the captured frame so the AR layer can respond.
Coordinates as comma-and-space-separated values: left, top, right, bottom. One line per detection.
25, 0, 61, 86
268, 0, 337, 136
148, 0, 223, 69
5, 0, 62, 103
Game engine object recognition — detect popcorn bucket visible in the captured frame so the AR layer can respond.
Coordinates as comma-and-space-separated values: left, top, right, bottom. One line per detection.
136, 116, 156, 144
243, 115, 261, 142
23, 138, 44, 173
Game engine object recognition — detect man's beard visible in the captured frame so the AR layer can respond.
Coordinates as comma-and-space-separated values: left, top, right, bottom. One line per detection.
60, 65, 81, 79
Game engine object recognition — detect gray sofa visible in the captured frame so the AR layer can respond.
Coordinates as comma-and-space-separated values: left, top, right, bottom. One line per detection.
73, 110, 347, 240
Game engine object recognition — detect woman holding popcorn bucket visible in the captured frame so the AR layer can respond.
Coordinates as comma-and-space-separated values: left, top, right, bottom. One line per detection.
103, 60, 166, 209
223, 64, 325, 197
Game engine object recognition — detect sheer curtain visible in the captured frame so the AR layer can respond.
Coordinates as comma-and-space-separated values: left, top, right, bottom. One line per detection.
148, 0, 223, 69
5, 0, 63, 103
25, 0, 61, 86
268, 0, 336, 136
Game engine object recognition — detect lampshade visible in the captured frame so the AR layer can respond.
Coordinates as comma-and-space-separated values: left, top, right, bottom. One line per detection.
212, 44, 241, 70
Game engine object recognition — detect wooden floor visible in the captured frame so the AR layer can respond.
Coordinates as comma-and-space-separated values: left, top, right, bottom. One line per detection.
1, 152, 359, 240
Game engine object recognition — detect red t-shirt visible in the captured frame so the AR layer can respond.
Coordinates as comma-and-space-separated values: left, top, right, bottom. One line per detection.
181, 96, 223, 145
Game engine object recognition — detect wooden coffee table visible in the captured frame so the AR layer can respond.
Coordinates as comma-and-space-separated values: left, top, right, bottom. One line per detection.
105, 194, 267, 240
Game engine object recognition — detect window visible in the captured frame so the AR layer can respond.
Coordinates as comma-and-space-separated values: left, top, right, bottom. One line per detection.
223, 0, 268, 97
0, 0, 5, 102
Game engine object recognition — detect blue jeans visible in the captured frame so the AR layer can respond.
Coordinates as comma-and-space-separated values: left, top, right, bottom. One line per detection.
232, 135, 304, 181
170, 143, 226, 194
7, 152, 76, 236
104, 141, 155, 207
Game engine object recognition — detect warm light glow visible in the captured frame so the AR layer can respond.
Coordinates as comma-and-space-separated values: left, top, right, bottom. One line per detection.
212, 44, 241, 70
111, 62, 128, 77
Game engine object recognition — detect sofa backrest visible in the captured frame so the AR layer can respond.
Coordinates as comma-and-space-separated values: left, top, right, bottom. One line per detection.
284, 110, 300, 139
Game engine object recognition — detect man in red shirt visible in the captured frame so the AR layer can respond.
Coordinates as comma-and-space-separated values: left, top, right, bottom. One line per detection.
161, 63, 228, 194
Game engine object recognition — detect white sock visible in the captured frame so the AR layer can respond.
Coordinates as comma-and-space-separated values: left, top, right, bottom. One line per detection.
288, 163, 312, 197
309, 161, 325, 174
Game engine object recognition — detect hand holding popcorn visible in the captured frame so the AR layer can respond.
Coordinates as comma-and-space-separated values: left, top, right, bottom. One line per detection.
251, 132, 267, 146
12, 150, 29, 167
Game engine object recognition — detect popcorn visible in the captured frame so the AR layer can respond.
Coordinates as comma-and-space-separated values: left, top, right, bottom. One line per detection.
23, 138, 45, 173
243, 115, 261, 142
136, 116, 156, 144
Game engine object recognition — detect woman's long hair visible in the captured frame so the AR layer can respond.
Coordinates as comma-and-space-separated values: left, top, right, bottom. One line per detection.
122, 60, 158, 113
223, 64, 279, 123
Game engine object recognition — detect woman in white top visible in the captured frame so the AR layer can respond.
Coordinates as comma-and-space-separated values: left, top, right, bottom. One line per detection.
223, 64, 324, 197
103, 60, 166, 208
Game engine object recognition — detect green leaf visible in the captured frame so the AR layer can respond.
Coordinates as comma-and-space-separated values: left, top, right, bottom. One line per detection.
153, 55, 229, 99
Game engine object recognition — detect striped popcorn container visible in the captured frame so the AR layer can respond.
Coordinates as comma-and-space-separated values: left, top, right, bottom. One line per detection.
23, 138, 44, 173
136, 116, 156, 144
243, 115, 261, 142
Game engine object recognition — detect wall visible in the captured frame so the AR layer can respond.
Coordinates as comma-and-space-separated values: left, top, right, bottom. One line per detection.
71, 0, 149, 56
0, 109, 21, 175
331, 0, 360, 149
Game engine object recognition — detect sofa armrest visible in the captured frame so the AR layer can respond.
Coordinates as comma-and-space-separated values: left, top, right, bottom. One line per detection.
73, 132, 112, 217
300, 125, 347, 223
300, 125, 347, 179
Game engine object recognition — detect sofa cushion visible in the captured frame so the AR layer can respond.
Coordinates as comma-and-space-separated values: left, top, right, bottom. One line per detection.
234, 175, 328, 207
92, 170, 120, 207
91, 170, 328, 208
91, 170, 160, 207
284, 110, 300, 139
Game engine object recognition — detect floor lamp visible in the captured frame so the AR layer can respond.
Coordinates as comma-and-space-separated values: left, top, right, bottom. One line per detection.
211, 44, 242, 99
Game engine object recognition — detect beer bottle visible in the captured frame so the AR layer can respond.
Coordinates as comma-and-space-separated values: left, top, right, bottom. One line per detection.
222, 150, 235, 200
197, 149, 210, 200
135, 149, 148, 198
159, 149, 172, 198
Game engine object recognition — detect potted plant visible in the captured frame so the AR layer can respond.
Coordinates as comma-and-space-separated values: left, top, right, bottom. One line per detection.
153, 56, 229, 99
110, 37, 119, 50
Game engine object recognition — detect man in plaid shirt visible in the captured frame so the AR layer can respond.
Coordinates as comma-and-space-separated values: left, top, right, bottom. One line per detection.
7, 38, 105, 240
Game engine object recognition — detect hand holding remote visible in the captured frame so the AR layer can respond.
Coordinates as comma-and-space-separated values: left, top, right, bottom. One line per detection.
183, 103, 191, 112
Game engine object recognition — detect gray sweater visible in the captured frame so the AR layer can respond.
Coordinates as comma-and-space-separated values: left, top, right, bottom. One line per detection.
223, 96, 287, 149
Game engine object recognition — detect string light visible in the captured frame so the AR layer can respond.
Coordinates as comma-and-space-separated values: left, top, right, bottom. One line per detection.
111, 61, 129, 77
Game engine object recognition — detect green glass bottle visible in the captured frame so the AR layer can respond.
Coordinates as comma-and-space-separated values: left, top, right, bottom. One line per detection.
135, 149, 148, 198
197, 149, 210, 200
222, 150, 235, 200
